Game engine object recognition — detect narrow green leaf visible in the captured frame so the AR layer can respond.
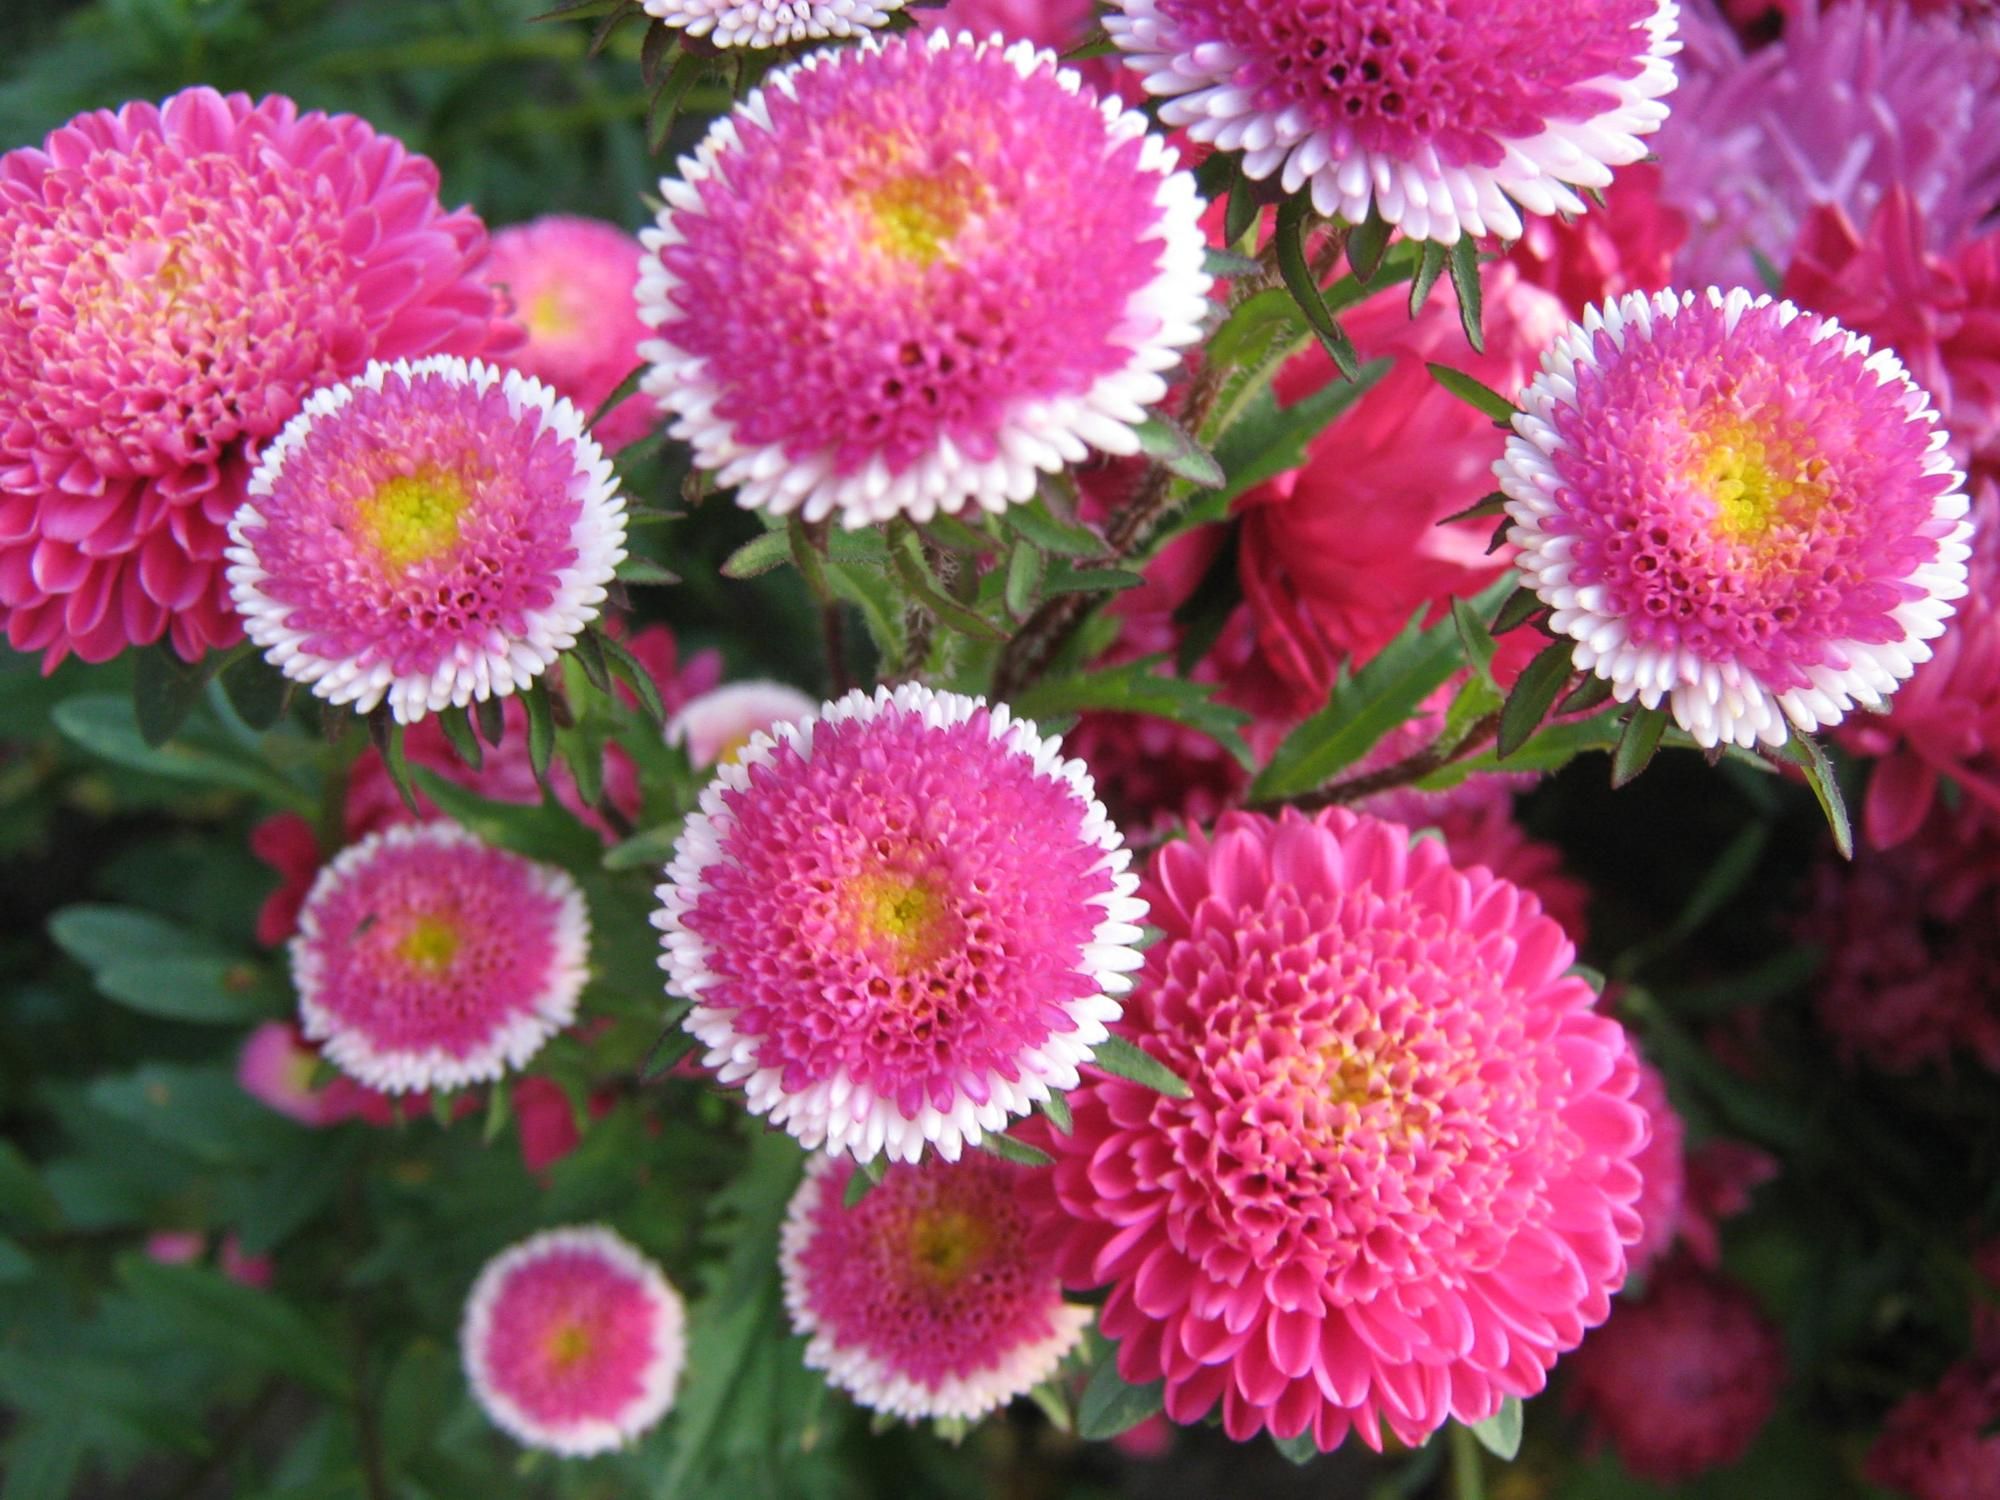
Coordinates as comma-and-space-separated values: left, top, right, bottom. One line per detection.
890, 529, 1007, 642
584, 364, 646, 433
133, 645, 217, 748
1491, 584, 1546, 636
1077, 1359, 1165, 1441
1134, 415, 1226, 489
599, 630, 667, 727
1004, 541, 1045, 621
53, 695, 314, 812
1039, 560, 1147, 597
1450, 597, 1499, 684
920, 512, 995, 556
1438, 491, 1509, 526
604, 821, 684, 872
483, 1079, 511, 1145
1275, 197, 1361, 380
1009, 493, 1106, 557
408, 770, 602, 866
523, 681, 557, 792
614, 555, 679, 587
646, 51, 707, 155
1272, 1430, 1322, 1466
476, 694, 507, 747
219, 652, 289, 732
1040, 1089, 1073, 1135
119, 1256, 350, 1396
722, 525, 888, 580
1496, 639, 1575, 758
642, 1001, 698, 1081
1447, 236, 1485, 353
430, 1090, 457, 1129
977, 1131, 1054, 1168
1186, 358, 1391, 527
1471, 1396, 1523, 1460
438, 705, 484, 772
1557, 673, 1615, 715
1610, 704, 1669, 789
1013, 657, 1252, 768
842, 1165, 877, 1208
1346, 207, 1391, 281
1203, 247, 1262, 279
1425, 362, 1518, 422
1225, 173, 1259, 246
368, 711, 422, 817
1171, 525, 1244, 674
1092, 1035, 1192, 1098
1410, 239, 1449, 318
1776, 732, 1853, 860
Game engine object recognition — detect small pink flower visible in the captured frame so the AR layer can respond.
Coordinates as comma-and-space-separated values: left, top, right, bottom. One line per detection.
1866, 1358, 2000, 1500
219, 1235, 273, 1290
1567, 1260, 1785, 1483
0, 87, 512, 669
237, 1020, 356, 1128
1039, 808, 1649, 1452
461, 1225, 686, 1456
665, 680, 816, 769
145, 1231, 205, 1266
488, 217, 661, 452
780, 1153, 1092, 1420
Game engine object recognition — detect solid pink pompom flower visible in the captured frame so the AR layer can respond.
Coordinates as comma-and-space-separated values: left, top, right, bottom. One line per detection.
637, 31, 1211, 528
780, 1154, 1093, 1421
1497, 287, 1972, 750
227, 356, 626, 724
488, 216, 662, 452
294, 822, 590, 1094
656, 684, 1147, 1165
1566, 1260, 1785, 1483
1038, 808, 1648, 1452
1106, 0, 1681, 244
640, 0, 903, 47
461, 1225, 686, 1456
0, 87, 511, 669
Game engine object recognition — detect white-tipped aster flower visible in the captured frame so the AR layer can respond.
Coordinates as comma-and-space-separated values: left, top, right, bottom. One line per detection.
654, 684, 1148, 1165
1495, 287, 1972, 750
639, 0, 904, 47
1107, 0, 1681, 244
636, 30, 1212, 528
227, 356, 626, 724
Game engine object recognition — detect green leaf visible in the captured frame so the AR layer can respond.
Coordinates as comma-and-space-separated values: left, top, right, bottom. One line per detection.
438, 705, 484, 772
977, 1131, 1054, 1168
1346, 207, 1392, 282
1425, 362, 1517, 422
1134, 414, 1226, 489
825, 558, 906, 664
1558, 673, 1616, 715
1610, 704, 1670, 789
523, 680, 557, 792
48, 903, 228, 968
1039, 560, 1147, 597
119, 1255, 350, 1396
642, 1000, 699, 1081
1013, 657, 1252, 768
1040, 1089, 1073, 1135
890, 528, 1007, 642
1275, 197, 1361, 380
1439, 491, 1509, 526
1225, 173, 1259, 246
1187, 358, 1391, 526
0, 1419, 85, 1500
1410, 240, 1448, 318
1272, 1431, 1322, 1466
585, 366, 645, 433
133, 644, 218, 748
1471, 1397, 1524, 1461
53, 695, 314, 813
408, 769, 603, 867
1448, 236, 1485, 353
1491, 585, 1546, 635
1203, 247, 1262, 279
1496, 638, 1574, 759
1008, 493, 1106, 558
1004, 540, 1046, 621
218, 652, 290, 732
476, 694, 507, 747
1439, 705, 1624, 782
614, 554, 678, 587
842, 1164, 878, 1208
0, 1143, 60, 1233
380, 1340, 456, 1469
603, 820, 684, 872
1091, 1035, 1192, 1098
368, 711, 421, 817
1250, 578, 1510, 802
1450, 597, 1499, 685
721, 525, 886, 579
1776, 732, 1853, 860
50, 905, 282, 1024
1076, 1359, 1165, 1440
599, 630, 668, 727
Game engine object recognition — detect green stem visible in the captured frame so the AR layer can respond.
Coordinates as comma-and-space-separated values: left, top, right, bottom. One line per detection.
1450, 1423, 1485, 1500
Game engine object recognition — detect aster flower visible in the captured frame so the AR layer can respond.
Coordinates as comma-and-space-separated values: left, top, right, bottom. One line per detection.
0, 87, 510, 668
636, 31, 1211, 528
1506, 162, 1689, 316
227, 356, 627, 725
1566, 1261, 1785, 1483
1497, 287, 1972, 750
461, 1225, 686, 1456
665, 680, 817, 768
1626, 1059, 1689, 1279
1653, 0, 2000, 288
488, 216, 662, 452
780, 1153, 1093, 1421
237, 1020, 355, 1128
294, 822, 590, 1094
1106, 0, 1681, 244
656, 683, 1147, 1165
1867, 1358, 2000, 1500
640, 0, 903, 47
1038, 808, 1648, 1452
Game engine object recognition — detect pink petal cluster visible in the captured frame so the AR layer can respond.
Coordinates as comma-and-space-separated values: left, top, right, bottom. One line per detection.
1039, 808, 1648, 1451
488, 216, 661, 452
1505, 162, 1689, 317
1867, 1359, 2000, 1500
1239, 262, 1570, 701
1625, 1059, 1689, 1279
0, 87, 511, 668
1566, 1260, 1786, 1482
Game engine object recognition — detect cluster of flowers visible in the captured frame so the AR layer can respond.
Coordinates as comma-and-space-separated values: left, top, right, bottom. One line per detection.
8, 0, 1999, 1490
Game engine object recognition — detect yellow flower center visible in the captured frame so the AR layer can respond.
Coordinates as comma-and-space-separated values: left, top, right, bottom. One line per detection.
867, 173, 977, 267
542, 1317, 594, 1371
397, 915, 461, 975
525, 288, 577, 339
850, 871, 951, 969
1695, 420, 1828, 543
908, 1208, 987, 1287
358, 468, 470, 572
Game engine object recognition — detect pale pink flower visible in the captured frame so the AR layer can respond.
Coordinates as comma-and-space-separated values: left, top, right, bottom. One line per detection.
665, 680, 816, 769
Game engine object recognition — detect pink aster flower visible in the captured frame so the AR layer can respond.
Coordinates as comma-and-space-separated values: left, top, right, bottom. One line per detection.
640, 0, 903, 46
294, 822, 590, 1094
781, 1153, 1092, 1421
1842, 477, 2000, 847
1038, 808, 1648, 1452
637, 31, 1211, 528
665, 680, 817, 769
145, 1230, 205, 1266
1868, 1359, 2000, 1500
488, 217, 660, 453
1107, 0, 1681, 244
238, 1020, 356, 1128
0, 87, 511, 669
656, 683, 1147, 1165
918, 0, 1095, 47
462, 1225, 686, 1456
1652, 0, 2000, 288
1784, 192, 2000, 472
1497, 287, 1972, 749
1506, 162, 1689, 317
1566, 1260, 1785, 1483
1626, 1059, 1689, 1279
227, 356, 627, 724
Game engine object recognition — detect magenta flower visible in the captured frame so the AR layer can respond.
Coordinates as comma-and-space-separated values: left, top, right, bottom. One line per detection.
488, 216, 661, 452
637, 32, 1211, 527
0, 87, 511, 668
461, 1226, 686, 1456
1626, 1058, 1689, 1279
293, 822, 590, 1094
1039, 808, 1648, 1452
1867, 1357, 2000, 1500
656, 684, 1147, 1165
1497, 287, 1972, 749
227, 356, 627, 724
780, 1154, 1092, 1420
1107, 0, 1681, 243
